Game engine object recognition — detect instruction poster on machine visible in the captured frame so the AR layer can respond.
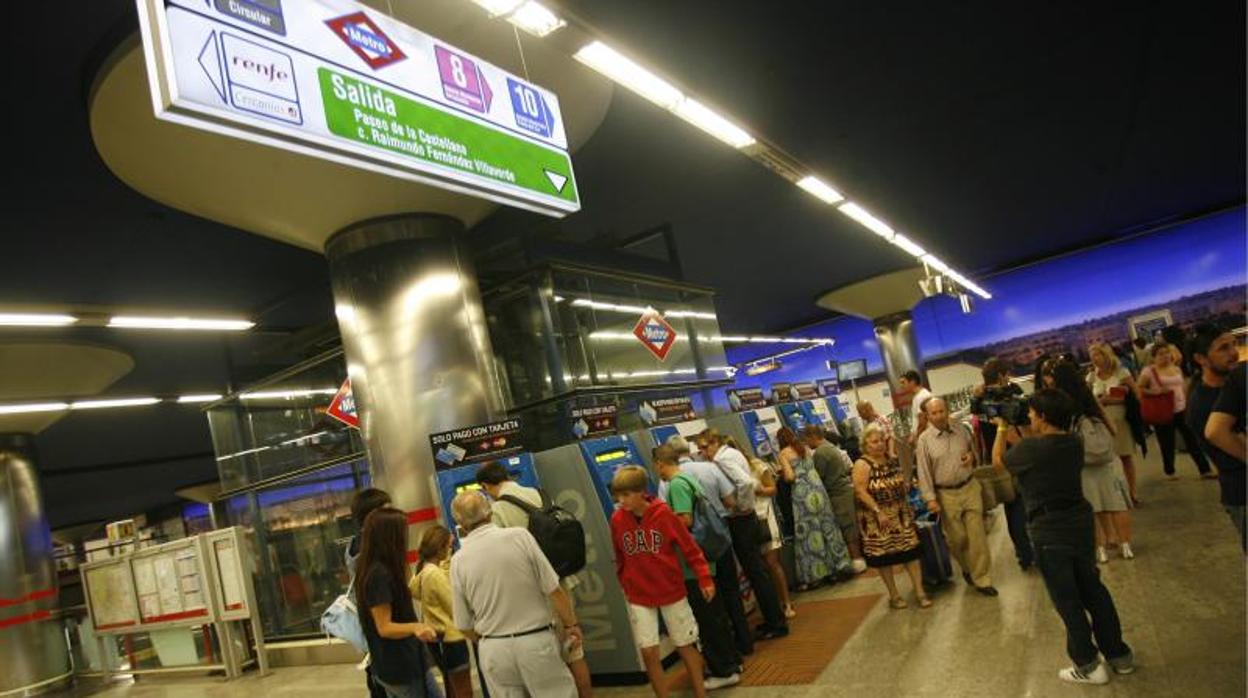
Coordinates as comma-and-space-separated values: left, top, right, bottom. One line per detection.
430, 418, 523, 470
726, 388, 767, 411
569, 404, 618, 440
138, 0, 578, 217
638, 397, 696, 426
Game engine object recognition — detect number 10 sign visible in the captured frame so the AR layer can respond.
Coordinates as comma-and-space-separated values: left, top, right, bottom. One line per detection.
507, 77, 553, 138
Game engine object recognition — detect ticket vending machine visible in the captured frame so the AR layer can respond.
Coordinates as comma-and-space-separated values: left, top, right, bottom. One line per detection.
434, 453, 540, 538
576, 435, 647, 516
532, 434, 661, 681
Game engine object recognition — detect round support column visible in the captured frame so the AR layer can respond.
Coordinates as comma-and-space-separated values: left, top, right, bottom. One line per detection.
873, 311, 926, 396
0, 434, 70, 694
326, 215, 505, 522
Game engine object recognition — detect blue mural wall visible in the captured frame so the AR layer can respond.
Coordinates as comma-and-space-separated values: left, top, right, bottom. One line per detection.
726, 206, 1247, 390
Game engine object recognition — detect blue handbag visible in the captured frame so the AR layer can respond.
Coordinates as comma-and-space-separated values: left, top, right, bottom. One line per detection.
321, 579, 368, 653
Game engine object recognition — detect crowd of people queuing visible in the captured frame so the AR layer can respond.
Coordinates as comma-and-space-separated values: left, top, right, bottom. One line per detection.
340, 323, 1243, 696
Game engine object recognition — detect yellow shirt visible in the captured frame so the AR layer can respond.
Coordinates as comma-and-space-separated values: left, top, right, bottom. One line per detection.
409, 560, 463, 642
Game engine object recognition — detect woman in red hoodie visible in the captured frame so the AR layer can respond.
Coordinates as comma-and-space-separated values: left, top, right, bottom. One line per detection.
610, 466, 715, 698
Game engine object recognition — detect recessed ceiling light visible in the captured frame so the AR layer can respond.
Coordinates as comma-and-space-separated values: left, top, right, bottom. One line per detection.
0, 313, 78, 327
177, 394, 223, 404
0, 402, 70, 415
108, 316, 255, 331
70, 397, 161, 410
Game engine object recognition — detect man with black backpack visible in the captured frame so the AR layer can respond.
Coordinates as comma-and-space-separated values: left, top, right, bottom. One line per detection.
475, 462, 593, 697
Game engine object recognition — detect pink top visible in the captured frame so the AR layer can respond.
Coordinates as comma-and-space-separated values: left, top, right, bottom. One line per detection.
1148, 367, 1186, 413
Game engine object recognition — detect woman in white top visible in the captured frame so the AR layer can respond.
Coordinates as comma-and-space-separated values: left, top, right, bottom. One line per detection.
1087, 343, 1140, 505
1136, 341, 1215, 480
748, 456, 795, 619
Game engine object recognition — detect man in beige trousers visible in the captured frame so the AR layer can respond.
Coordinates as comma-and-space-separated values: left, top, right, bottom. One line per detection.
916, 398, 999, 597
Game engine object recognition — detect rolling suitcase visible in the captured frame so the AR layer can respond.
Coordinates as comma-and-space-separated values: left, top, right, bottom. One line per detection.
909, 487, 954, 588
915, 515, 954, 588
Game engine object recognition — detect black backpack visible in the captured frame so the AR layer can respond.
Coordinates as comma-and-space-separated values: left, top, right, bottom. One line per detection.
498, 491, 587, 578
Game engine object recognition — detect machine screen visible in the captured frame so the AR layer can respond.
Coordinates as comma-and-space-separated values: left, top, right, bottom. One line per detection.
594, 449, 630, 463
455, 482, 482, 494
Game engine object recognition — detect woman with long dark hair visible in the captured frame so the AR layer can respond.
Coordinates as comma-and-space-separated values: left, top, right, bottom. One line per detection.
356, 507, 437, 698
411, 525, 472, 698
1050, 360, 1134, 562
776, 426, 852, 589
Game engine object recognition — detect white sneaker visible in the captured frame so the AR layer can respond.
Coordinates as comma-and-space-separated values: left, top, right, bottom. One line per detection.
1120, 543, 1135, 560
705, 673, 741, 690
851, 558, 868, 574
1059, 663, 1110, 685
1096, 547, 1109, 564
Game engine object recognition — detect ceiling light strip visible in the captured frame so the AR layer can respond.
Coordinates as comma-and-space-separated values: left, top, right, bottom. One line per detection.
0, 313, 79, 327
108, 316, 255, 331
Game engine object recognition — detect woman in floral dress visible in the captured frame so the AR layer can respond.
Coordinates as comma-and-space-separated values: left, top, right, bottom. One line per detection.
777, 427, 852, 588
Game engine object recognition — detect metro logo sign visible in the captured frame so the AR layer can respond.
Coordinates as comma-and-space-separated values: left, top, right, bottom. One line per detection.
326, 378, 360, 429
325, 12, 406, 70
632, 309, 678, 362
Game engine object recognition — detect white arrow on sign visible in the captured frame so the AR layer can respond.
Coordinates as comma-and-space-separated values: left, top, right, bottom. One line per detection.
197, 31, 226, 103
544, 169, 568, 193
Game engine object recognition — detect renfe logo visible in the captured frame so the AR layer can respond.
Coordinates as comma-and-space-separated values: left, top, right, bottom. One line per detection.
325, 12, 406, 70
632, 309, 678, 361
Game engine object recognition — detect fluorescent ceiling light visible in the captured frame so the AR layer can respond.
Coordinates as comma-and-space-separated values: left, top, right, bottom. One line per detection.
837, 202, 895, 241
674, 99, 756, 148
796, 176, 844, 204
0, 313, 78, 327
239, 388, 339, 400
469, 0, 523, 16
507, 1, 565, 36
574, 41, 684, 110
921, 254, 951, 274
70, 397, 160, 410
0, 402, 69, 415
216, 446, 270, 463
108, 316, 255, 331
177, 394, 222, 404
892, 234, 927, 258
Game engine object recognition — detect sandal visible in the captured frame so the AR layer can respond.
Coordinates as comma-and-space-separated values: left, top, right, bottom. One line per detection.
917, 596, 933, 609
889, 596, 908, 610
784, 604, 797, 619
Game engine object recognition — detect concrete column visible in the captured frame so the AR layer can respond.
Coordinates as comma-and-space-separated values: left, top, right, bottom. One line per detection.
0, 434, 70, 694
325, 214, 505, 520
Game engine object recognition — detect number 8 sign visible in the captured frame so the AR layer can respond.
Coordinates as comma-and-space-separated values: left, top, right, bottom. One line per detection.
507, 77, 553, 138
435, 45, 492, 113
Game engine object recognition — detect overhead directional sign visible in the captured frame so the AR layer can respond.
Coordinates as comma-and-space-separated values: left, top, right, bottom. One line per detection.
136, 0, 579, 217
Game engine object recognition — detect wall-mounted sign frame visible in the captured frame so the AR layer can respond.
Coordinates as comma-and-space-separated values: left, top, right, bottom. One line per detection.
135, 0, 579, 217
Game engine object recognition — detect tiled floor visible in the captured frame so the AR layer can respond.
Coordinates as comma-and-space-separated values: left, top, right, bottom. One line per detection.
61, 445, 1244, 697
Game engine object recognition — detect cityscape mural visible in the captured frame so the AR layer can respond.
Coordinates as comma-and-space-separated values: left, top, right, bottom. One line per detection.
727, 206, 1247, 389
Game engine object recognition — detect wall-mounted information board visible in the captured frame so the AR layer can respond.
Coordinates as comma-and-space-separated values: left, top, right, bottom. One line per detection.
204, 528, 255, 622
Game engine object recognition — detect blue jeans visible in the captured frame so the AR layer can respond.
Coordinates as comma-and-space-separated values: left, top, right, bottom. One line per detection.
1035, 541, 1131, 669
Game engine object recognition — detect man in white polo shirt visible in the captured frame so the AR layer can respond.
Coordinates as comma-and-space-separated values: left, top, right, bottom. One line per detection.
450, 490, 580, 698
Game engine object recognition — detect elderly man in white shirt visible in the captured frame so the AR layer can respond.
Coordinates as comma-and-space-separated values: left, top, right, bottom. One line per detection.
450, 491, 580, 698
697, 428, 790, 641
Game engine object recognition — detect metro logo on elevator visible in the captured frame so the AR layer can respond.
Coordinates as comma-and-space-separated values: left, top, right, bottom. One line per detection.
325, 12, 406, 70
633, 309, 678, 361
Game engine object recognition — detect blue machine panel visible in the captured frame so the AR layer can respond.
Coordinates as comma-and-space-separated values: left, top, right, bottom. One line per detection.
577, 435, 645, 516
648, 425, 681, 450
435, 453, 539, 538
740, 411, 775, 457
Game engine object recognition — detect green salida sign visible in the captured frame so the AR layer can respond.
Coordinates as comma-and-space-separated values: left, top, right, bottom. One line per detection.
319, 68, 577, 205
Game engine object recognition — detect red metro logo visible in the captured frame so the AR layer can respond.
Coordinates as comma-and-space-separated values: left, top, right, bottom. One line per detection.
325, 12, 406, 70
632, 309, 678, 362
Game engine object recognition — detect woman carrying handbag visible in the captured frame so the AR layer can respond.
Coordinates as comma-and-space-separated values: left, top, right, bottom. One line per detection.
1136, 341, 1215, 480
